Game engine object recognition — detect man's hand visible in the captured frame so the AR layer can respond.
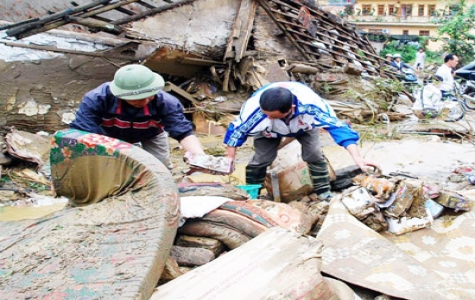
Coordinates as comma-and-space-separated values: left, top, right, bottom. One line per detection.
180, 135, 205, 154
226, 146, 237, 161
346, 144, 381, 173
225, 146, 237, 172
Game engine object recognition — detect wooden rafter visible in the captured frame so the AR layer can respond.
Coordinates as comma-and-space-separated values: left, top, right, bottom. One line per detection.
256, 0, 388, 76
4, 0, 198, 40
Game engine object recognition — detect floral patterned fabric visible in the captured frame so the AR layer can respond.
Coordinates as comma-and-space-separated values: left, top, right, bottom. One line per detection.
1, 128, 179, 299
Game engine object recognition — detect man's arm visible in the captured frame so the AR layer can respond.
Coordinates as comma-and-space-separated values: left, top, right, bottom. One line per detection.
345, 143, 380, 172
69, 86, 108, 135
226, 146, 237, 161
180, 135, 205, 154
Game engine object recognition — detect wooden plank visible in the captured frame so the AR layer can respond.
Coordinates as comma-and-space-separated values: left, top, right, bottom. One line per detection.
112, 0, 198, 25
114, 6, 136, 16
277, 18, 382, 63
151, 227, 330, 299
222, 60, 233, 92
0, 18, 39, 31
1, 39, 142, 61
1, 41, 106, 57
163, 81, 201, 107
6, 0, 113, 37
260, 0, 385, 76
68, 16, 123, 34
223, 0, 258, 62
138, 0, 158, 9
70, 0, 113, 21
7, 0, 141, 39
179, 57, 226, 66
257, 0, 313, 61
291, 33, 380, 71
270, 0, 354, 36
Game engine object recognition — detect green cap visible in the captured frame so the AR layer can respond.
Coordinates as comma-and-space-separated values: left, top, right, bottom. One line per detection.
109, 64, 165, 100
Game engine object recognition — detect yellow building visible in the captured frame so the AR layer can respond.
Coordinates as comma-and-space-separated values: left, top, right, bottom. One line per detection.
322, 0, 474, 51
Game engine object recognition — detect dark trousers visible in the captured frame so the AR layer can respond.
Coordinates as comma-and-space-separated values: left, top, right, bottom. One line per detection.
248, 127, 324, 168
245, 128, 330, 195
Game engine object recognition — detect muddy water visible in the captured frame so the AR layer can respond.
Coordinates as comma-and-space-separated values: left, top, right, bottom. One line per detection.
0, 194, 69, 221
324, 137, 475, 189
174, 134, 475, 192
0, 202, 67, 221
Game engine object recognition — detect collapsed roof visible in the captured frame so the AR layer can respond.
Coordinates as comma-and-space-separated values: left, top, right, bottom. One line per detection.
2, 0, 390, 79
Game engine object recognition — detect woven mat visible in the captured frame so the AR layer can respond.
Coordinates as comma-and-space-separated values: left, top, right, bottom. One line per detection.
317, 198, 475, 300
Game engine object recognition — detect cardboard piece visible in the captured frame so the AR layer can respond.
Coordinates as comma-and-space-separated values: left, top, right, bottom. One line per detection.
152, 227, 348, 300
264, 140, 336, 203
184, 152, 234, 175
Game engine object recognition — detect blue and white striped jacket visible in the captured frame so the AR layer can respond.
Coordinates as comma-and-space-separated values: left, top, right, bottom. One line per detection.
224, 82, 359, 148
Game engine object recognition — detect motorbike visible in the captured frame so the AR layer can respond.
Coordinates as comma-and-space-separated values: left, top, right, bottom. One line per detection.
397, 67, 419, 93
454, 60, 475, 110
414, 78, 465, 122
401, 67, 418, 84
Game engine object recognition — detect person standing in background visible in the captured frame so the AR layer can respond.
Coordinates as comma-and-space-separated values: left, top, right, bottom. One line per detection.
435, 53, 459, 100
414, 48, 426, 75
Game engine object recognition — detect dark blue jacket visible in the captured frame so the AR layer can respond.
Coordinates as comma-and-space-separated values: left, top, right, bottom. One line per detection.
70, 82, 194, 143
390, 60, 411, 71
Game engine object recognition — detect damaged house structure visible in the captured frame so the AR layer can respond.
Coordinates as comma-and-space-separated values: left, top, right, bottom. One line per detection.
1, 1, 475, 300
0, 0, 408, 135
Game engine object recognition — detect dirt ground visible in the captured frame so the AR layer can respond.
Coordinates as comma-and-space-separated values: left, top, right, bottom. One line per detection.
170, 123, 475, 192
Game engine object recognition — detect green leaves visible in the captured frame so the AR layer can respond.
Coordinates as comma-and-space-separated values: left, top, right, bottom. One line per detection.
437, 1, 475, 65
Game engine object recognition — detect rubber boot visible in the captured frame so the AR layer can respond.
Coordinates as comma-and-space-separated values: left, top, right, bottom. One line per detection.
308, 161, 331, 199
245, 165, 268, 198
245, 165, 267, 185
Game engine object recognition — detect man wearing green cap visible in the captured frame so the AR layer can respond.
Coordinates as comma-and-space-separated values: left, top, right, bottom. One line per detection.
70, 64, 205, 169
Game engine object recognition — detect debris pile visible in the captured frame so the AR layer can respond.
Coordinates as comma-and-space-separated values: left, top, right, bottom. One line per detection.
1, 129, 475, 299
160, 181, 328, 284
343, 170, 474, 235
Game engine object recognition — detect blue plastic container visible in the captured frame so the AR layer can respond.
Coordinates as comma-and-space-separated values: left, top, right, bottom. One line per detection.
236, 184, 261, 199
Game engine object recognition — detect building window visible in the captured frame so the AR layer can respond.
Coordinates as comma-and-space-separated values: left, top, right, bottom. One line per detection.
362, 4, 372, 16
401, 4, 413, 17
418, 5, 424, 16
378, 4, 384, 16
429, 5, 436, 16
403, 30, 409, 35
388, 5, 395, 15
419, 30, 430, 36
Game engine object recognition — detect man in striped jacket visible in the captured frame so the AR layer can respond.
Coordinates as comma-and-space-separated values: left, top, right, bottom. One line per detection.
224, 81, 377, 201
70, 64, 204, 169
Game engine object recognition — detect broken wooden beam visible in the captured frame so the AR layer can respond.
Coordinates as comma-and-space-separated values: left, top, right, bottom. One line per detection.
68, 16, 123, 35
151, 227, 330, 299
6, 0, 113, 38
256, 0, 387, 77
111, 0, 198, 25
163, 82, 201, 107
223, 0, 258, 63
257, 0, 313, 62
0, 18, 39, 31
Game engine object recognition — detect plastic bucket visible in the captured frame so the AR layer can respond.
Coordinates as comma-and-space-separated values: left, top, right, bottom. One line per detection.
236, 184, 261, 199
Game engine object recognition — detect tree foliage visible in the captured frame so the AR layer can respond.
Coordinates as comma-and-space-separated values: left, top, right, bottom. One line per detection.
380, 41, 418, 63
437, 0, 475, 65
